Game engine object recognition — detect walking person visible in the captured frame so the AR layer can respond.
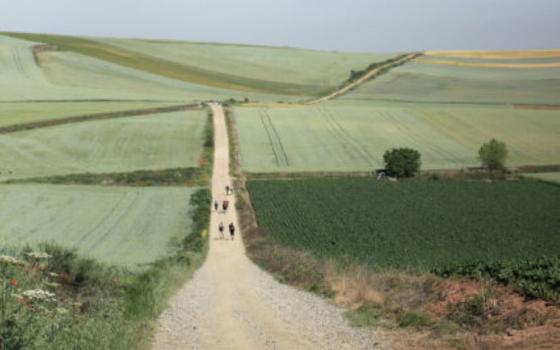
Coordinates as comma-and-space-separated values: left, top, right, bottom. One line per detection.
229, 223, 235, 240
222, 200, 229, 212
218, 222, 224, 239
225, 185, 230, 195
214, 200, 218, 211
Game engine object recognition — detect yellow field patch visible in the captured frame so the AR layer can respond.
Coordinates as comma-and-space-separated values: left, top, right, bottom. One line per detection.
424, 50, 560, 59
418, 58, 560, 69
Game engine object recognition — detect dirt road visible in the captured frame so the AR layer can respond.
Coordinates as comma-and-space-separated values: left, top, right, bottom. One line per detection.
152, 104, 381, 350
307, 53, 418, 104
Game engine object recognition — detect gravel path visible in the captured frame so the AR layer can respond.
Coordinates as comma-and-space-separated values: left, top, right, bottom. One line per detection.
152, 104, 385, 350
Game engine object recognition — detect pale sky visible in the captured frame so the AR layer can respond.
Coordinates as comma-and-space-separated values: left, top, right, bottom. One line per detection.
1, 0, 559, 52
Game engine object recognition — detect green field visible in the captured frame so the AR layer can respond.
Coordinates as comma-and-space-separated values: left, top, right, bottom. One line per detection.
0, 185, 197, 266
0, 110, 206, 181
2, 32, 395, 100
97, 37, 395, 96
524, 172, 560, 183
0, 34, 295, 103
235, 101, 560, 172
342, 58, 560, 105
248, 178, 560, 268
0, 101, 179, 128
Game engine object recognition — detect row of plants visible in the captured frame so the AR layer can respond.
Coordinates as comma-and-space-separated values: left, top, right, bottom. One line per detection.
434, 255, 560, 303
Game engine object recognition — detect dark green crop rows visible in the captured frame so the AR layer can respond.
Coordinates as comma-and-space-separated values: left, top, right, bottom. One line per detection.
248, 178, 560, 299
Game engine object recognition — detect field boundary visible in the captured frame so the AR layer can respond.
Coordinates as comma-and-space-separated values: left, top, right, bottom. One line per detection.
306, 52, 421, 104
0, 103, 201, 134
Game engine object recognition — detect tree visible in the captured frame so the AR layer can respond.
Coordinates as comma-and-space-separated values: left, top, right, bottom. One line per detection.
383, 148, 421, 178
479, 139, 508, 171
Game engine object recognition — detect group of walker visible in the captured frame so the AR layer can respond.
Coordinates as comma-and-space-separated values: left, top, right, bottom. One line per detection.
214, 185, 236, 240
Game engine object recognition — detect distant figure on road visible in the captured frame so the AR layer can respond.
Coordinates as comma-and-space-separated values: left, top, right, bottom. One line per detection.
214, 200, 218, 211
229, 223, 235, 240
222, 200, 229, 212
218, 222, 224, 239
225, 185, 230, 195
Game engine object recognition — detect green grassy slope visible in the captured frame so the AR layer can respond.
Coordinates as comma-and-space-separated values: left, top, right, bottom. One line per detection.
0, 185, 196, 266
342, 59, 560, 105
0, 110, 206, 181
524, 172, 560, 183
97, 37, 396, 96
234, 101, 560, 172
0, 101, 177, 127
0, 34, 291, 102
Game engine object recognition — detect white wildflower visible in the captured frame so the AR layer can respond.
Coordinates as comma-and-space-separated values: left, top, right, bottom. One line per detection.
22, 289, 56, 301
0, 255, 25, 266
25, 251, 51, 260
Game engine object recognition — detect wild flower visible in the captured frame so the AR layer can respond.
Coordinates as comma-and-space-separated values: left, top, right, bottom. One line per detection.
0, 255, 25, 266
10, 278, 17, 287
22, 289, 56, 301
25, 251, 51, 260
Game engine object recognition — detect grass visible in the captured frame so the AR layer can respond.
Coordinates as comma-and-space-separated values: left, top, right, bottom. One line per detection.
0, 188, 211, 349
0, 101, 177, 128
234, 101, 560, 172
342, 59, 560, 105
523, 172, 560, 183
0, 34, 289, 103
0, 110, 206, 181
0, 103, 198, 133
0, 185, 199, 267
3, 32, 395, 97
247, 178, 560, 269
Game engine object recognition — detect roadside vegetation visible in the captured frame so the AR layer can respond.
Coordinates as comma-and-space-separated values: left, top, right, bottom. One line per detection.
0, 188, 211, 349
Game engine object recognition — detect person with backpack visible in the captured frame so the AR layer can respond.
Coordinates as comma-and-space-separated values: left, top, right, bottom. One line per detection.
222, 200, 229, 212
228, 223, 235, 240
218, 222, 225, 239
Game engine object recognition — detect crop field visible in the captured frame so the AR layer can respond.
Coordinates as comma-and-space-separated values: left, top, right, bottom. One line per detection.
96, 37, 396, 96
0, 185, 197, 266
342, 58, 560, 105
2, 32, 395, 99
0, 34, 293, 103
234, 101, 560, 172
524, 172, 560, 183
248, 178, 560, 269
0, 101, 177, 128
0, 110, 206, 181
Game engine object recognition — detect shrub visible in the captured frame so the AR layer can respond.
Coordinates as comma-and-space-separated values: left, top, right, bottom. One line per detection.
479, 139, 508, 171
383, 148, 421, 177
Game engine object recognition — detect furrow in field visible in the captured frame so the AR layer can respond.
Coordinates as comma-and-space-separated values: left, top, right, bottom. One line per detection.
258, 109, 289, 167
320, 106, 376, 164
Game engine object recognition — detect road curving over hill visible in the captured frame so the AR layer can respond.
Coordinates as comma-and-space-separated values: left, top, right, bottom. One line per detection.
152, 104, 383, 350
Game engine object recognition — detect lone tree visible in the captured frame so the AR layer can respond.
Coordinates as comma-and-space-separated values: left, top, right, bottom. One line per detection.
383, 148, 421, 177
479, 139, 508, 171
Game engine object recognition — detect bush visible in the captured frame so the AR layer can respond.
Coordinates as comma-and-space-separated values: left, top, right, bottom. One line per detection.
383, 148, 421, 177
479, 139, 508, 171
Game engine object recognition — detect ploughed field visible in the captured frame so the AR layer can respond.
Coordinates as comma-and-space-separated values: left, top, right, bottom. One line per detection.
235, 101, 560, 172
0, 185, 197, 266
248, 178, 560, 269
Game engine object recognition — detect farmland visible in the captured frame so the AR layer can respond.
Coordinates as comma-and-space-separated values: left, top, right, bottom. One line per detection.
342, 55, 560, 105
234, 101, 560, 172
0, 185, 198, 266
0, 110, 206, 181
524, 172, 560, 183
0, 34, 297, 103
247, 178, 560, 268
0, 101, 177, 128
